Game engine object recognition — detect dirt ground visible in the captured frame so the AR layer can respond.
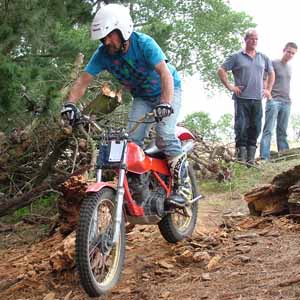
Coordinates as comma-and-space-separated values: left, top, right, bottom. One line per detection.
1, 191, 300, 300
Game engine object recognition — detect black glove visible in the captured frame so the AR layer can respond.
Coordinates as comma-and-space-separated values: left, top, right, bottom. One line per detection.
61, 102, 81, 126
154, 103, 174, 122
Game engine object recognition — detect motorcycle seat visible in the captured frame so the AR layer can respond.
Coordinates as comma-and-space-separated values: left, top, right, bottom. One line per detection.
144, 141, 166, 159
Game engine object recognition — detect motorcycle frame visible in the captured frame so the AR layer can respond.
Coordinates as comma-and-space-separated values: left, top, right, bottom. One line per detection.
85, 126, 195, 244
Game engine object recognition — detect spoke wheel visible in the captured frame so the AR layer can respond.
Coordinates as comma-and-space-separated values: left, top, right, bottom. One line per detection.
76, 188, 125, 297
158, 162, 199, 243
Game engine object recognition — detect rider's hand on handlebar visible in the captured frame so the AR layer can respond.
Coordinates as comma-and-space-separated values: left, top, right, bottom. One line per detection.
154, 103, 174, 122
61, 102, 81, 126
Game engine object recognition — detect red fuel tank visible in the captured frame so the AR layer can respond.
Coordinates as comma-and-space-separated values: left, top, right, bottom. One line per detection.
126, 142, 170, 175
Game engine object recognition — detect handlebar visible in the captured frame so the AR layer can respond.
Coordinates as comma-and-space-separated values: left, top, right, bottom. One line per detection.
62, 110, 165, 139
73, 111, 157, 131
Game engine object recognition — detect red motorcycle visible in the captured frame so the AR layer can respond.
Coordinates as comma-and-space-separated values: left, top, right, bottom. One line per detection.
75, 112, 201, 297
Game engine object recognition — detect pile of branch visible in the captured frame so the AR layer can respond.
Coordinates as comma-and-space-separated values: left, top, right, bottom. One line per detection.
269, 147, 300, 162
0, 115, 237, 219
0, 53, 124, 219
186, 131, 235, 181
0, 110, 124, 219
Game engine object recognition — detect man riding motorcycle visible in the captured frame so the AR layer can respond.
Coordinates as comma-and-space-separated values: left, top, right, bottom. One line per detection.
61, 4, 191, 207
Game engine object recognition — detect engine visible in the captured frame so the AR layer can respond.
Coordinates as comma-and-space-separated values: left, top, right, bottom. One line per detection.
127, 172, 167, 217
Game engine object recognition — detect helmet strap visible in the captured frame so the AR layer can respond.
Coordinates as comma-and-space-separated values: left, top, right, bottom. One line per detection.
120, 41, 129, 53
116, 29, 128, 53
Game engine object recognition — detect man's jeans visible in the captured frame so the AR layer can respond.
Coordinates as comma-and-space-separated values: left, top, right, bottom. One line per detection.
234, 98, 262, 148
127, 88, 182, 158
260, 99, 291, 160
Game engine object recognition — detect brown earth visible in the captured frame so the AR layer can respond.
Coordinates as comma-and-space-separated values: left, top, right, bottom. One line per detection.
1, 191, 300, 300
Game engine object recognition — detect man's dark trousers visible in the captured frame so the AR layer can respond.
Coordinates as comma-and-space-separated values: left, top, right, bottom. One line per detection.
234, 97, 262, 147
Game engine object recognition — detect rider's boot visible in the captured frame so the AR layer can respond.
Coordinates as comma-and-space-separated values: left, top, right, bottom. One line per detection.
167, 153, 192, 207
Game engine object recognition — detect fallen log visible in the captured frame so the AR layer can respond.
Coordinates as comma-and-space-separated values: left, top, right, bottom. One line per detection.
244, 185, 288, 216
0, 176, 66, 217
244, 165, 300, 216
272, 165, 300, 191
270, 147, 300, 162
0, 165, 92, 218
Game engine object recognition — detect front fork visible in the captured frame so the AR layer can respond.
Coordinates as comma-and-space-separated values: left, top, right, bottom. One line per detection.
95, 151, 127, 245
112, 168, 125, 244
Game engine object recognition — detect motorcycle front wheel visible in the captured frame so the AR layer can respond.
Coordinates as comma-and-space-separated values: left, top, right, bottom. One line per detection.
158, 162, 199, 243
75, 188, 125, 297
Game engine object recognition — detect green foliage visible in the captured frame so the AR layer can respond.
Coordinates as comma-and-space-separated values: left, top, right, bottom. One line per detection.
6, 193, 58, 223
183, 111, 234, 142
200, 159, 300, 197
184, 111, 217, 140
133, 0, 255, 87
200, 163, 261, 196
0, 0, 94, 126
140, 19, 173, 52
215, 113, 234, 143
0, 54, 23, 113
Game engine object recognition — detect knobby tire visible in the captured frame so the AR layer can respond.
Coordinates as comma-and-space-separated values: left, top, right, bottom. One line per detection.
75, 188, 125, 297
158, 162, 199, 243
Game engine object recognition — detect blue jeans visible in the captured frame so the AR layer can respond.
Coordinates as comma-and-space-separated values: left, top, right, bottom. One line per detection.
127, 88, 182, 158
260, 99, 291, 160
234, 98, 262, 148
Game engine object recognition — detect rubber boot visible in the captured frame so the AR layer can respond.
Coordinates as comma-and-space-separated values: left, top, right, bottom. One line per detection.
168, 153, 192, 207
247, 146, 257, 166
236, 146, 247, 162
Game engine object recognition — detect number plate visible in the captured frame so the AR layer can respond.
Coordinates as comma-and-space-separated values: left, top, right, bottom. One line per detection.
108, 140, 125, 162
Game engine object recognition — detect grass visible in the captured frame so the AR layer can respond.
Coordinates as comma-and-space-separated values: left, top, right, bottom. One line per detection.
200, 159, 300, 196
0, 193, 59, 249
3, 193, 58, 224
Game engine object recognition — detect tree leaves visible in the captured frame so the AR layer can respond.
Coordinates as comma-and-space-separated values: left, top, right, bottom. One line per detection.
183, 111, 234, 142
133, 0, 255, 87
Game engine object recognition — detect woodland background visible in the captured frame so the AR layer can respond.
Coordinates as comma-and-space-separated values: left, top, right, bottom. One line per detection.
2, 0, 300, 220
3, 2, 300, 299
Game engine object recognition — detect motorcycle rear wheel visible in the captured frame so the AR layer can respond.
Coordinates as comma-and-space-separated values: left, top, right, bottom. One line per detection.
75, 188, 125, 297
158, 162, 199, 243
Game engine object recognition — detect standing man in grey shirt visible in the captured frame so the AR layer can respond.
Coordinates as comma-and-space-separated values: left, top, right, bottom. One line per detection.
217, 29, 275, 165
260, 42, 298, 161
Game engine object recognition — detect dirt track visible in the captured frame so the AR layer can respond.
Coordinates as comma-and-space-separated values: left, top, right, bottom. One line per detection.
1, 194, 300, 300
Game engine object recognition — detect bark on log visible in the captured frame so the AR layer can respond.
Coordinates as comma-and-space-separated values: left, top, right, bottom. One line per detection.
49, 231, 75, 272
244, 165, 300, 216
271, 165, 300, 191
287, 182, 300, 214
34, 137, 70, 186
58, 175, 88, 234
0, 165, 91, 218
244, 185, 288, 216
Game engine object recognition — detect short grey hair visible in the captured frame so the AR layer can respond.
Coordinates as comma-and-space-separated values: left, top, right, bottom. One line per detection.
244, 29, 257, 40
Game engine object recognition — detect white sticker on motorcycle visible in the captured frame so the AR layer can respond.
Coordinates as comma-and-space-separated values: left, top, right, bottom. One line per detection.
108, 140, 125, 162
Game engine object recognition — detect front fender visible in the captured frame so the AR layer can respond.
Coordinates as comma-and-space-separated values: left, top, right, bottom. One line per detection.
86, 182, 116, 193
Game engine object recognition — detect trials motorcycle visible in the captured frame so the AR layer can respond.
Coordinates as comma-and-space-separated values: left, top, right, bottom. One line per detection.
74, 112, 202, 297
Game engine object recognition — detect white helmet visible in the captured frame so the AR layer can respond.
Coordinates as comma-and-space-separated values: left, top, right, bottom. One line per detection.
91, 4, 133, 41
